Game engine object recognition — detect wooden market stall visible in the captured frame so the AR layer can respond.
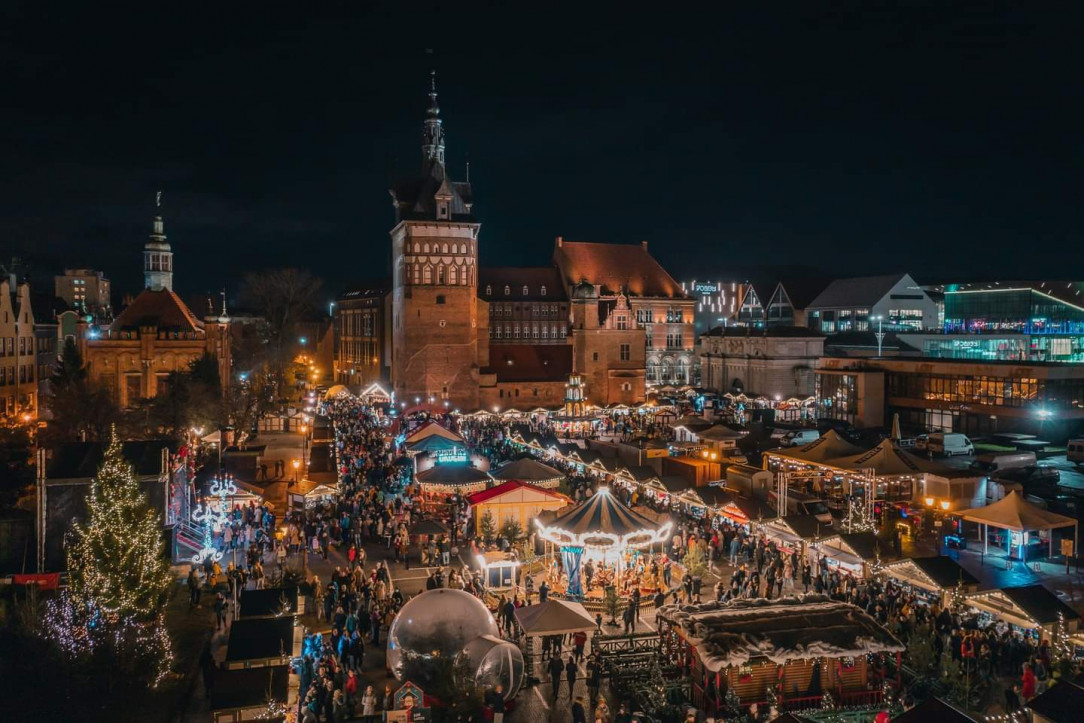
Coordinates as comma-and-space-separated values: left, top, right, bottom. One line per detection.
657, 595, 904, 716
882, 556, 979, 608
964, 584, 1081, 642
490, 457, 567, 489
466, 480, 571, 536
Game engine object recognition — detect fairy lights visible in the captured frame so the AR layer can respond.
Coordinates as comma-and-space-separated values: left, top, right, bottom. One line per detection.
44, 427, 175, 687
191, 474, 237, 564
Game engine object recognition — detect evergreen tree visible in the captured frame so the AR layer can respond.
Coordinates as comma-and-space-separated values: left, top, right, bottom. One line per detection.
682, 540, 708, 580
45, 338, 117, 443
479, 511, 497, 544
45, 427, 174, 686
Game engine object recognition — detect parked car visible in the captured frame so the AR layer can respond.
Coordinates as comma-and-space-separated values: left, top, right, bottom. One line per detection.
927, 433, 974, 457
780, 429, 821, 448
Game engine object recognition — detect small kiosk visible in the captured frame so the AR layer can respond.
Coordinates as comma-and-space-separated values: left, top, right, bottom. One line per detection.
964, 584, 1081, 642
882, 556, 979, 608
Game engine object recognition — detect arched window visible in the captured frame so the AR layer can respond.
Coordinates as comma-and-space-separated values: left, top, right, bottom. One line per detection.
423, 243, 430, 253
437, 265, 445, 285
522, 285, 529, 296
413, 265, 421, 284
541, 285, 547, 296
504, 285, 511, 296
485, 285, 492, 295
422, 265, 432, 284
413, 242, 420, 253
451, 243, 459, 254
541, 325, 549, 339
442, 243, 449, 253
448, 265, 458, 285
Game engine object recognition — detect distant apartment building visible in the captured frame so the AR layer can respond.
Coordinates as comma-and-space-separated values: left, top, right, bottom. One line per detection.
0, 280, 39, 421
805, 273, 938, 333
55, 268, 111, 317
334, 283, 389, 388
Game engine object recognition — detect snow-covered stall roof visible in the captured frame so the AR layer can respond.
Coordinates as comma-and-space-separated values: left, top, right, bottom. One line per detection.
656, 594, 904, 672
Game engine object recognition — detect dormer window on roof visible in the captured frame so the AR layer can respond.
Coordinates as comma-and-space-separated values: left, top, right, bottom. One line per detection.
485, 285, 492, 295
541, 285, 547, 296
504, 285, 511, 296
522, 285, 529, 296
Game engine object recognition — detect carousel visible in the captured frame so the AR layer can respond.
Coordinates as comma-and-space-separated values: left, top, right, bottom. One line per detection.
533, 487, 672, 601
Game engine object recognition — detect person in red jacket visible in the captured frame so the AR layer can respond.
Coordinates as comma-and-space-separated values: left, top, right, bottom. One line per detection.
1021, 662, 1036, 700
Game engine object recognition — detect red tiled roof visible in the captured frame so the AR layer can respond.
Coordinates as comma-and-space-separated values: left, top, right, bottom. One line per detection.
554, 241, 688, 299
111, 288, 204, 333
479, 267, 568, 301
466, 479, 571, 505
482, 344, 572, 383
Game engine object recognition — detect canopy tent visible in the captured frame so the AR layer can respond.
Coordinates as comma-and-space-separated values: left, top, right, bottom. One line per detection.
513, 599, 596, 636
534, 488, 672, 597
491, 457, 566, 488
405, 434, 467, 459
769, 429, 865, 465
323, 384, 351, 401
830, 439, 945, 477
957, 490, 1078, 562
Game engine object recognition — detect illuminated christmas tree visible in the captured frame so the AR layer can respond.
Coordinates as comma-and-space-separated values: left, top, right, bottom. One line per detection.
45, 427, 174, 686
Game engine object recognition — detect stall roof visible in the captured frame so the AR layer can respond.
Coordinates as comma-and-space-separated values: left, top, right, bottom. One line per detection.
656, 475, 691, 494
622, 465, 660, 483
770, 430, 864, 464
514, 599, 596, 636
491, 457, 566, 482
406, 435, 465, 454
656, 595, 904, 671
225, 617, 295, 661
837, 532, 885, 562
466, 479, 570, 506
415, 465, 492, 486
404, 421, 463, 444
957, 490, 1077, 532
209, 665, 290, 711
829, 439, 947, 477
1026, 680, 1084, 723
239, 587, 299, 618
697, 425, 746, 442
777, 515, 832, 541
885, 556, 978, 591
998, 584, 1081, 625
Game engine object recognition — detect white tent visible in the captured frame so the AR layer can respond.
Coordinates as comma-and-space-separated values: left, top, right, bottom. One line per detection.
513, 599, 596, 636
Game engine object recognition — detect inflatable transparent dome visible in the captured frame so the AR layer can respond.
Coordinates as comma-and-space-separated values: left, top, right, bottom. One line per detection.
463, 635, 526, 698
386, 589, 500, 686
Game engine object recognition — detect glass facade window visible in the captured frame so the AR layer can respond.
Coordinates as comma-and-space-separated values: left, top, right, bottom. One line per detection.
945, 289, 1084, 335
815, 373, 858, 425
888, 309, 924, 329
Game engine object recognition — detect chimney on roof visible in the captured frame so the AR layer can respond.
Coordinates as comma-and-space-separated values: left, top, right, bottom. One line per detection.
641, 241, 648, 251
556, 236, 563, 248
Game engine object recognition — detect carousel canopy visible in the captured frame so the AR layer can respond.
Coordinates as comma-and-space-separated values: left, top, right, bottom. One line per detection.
537, 487, 672, 549
828, 439, 946, 476
656, 595, 904, 671
415, 465, 492, 486
548, 489, 662, 537
771, 429, 864, 464
957, 490, 1077, 533
513, 599, 596, 636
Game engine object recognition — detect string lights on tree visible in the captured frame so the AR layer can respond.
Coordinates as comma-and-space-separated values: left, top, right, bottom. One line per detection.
44, 427, 174, 686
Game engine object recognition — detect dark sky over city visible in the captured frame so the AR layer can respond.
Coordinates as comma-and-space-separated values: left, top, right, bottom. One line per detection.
1, 2, 1081, 301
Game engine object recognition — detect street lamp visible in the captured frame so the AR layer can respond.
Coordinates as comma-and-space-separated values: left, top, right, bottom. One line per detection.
292, 458, 301, 482
871, 315, 885, 357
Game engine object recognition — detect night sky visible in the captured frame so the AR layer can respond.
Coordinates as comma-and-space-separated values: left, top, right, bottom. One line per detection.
2, 2, 1081, 302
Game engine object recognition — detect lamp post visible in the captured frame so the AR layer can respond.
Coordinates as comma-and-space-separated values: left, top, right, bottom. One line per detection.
292, 458, 301, 483
871, 315, 885, 357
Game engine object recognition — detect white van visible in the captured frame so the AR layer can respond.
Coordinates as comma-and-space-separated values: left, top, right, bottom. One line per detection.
780, 429, 820, 448
1068, 439, 1084, 466
927, 433, 974, 457
970, 451, 1037, 474
768, 490, 833, 525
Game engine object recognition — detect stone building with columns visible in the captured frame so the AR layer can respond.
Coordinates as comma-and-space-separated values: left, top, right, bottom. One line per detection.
81, 210, 231, 407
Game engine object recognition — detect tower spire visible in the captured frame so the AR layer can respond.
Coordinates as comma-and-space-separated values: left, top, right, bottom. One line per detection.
422, 69, 445, 166
144, 191, 173, 292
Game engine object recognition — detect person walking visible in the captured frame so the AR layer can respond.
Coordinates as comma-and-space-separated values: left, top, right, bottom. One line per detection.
565, 654, 578, 699
213, 592, 228, 630
548, 653, 564, 701
572, 696, 587, 723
